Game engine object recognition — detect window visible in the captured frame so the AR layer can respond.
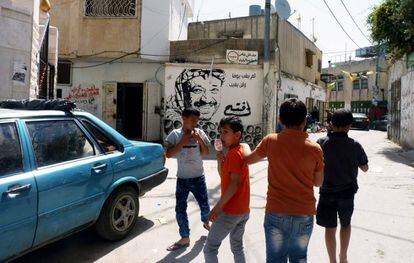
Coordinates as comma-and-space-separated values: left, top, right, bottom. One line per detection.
361, 78, 368, 89
26, 120, 96, 167
85, 0, 137, 17
305, 50, 314, 68
336, 75, 344, 91
81, 120, 120, 152
57, 88, 63, 98
317, 59, 322, 73
0, 123, 23, 176
353, 79, 360, 90
57, 60, 72, 85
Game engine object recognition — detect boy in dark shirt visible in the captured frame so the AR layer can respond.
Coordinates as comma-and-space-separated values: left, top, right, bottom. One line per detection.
316, 109, 369, 263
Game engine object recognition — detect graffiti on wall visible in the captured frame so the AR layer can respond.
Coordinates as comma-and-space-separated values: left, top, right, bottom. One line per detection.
164, 67, 263, 147
65, 84, 100, 115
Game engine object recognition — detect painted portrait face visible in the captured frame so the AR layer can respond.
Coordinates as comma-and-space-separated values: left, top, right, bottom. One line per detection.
186, 76, 222, 120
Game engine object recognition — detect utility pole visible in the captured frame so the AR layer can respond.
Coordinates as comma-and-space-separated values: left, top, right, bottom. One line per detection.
263, 0, 272, 135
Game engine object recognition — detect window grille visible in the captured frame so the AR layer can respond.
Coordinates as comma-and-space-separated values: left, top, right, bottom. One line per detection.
85, 0, 137, 17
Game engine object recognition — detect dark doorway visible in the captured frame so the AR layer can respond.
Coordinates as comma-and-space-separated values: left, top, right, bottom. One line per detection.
116, 83, 143, 140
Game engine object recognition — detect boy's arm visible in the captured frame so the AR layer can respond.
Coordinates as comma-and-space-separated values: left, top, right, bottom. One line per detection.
244, 136, 268, 165
193, 130, 210, 156
165, 133, 191, 158
209, 172, 241, 222
313, 171, 324, 187
216, 152, 224, 175
359, 164, 369, 172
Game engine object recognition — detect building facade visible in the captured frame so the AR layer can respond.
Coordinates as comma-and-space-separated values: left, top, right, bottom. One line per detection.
51, 0, 193, 141
166, 14, 326, 147
322, 58, 389, 120
387, 56, 414, 149
0, 0, 58, 100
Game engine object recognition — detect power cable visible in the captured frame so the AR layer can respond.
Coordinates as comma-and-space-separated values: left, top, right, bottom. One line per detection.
71, 39, 230, 69
177, 4, 187, 40
339, 0, 371, 43
322, 0, 361, 48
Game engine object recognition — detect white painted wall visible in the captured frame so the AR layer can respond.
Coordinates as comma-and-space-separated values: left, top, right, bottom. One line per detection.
141, 0, 194, 61
164, 63, 264, 147
400, 71, 414, 148
280, 77, 326, 106
0, 0, 37, 100
57, 61, 164, 119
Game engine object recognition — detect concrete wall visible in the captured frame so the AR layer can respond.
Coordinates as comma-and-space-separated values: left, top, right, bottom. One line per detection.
388, 60, 414, 148
325, 58, 389, 107
57, 61, 163, 119
50, 0, 141, 59
164, 63, 264, 148
0, 0, 38, 100
400, 71, 414, 148
187, 14, 323, 84
280, 75, 326, 108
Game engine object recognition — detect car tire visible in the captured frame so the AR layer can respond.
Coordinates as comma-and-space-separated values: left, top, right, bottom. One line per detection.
95, 186, 139, 241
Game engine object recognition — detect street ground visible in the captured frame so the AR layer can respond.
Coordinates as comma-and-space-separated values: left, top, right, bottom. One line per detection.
14, 130, 414, 263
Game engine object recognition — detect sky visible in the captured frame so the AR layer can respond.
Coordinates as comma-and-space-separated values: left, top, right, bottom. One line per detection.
190, 0, 383, 67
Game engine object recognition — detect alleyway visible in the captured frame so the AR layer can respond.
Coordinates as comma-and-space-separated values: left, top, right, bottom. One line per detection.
15, 130, 414, 263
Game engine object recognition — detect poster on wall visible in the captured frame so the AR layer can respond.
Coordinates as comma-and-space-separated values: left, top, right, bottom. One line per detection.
11, 62, 27, 86
164, 65, 264, 147
226, 50, 258, 65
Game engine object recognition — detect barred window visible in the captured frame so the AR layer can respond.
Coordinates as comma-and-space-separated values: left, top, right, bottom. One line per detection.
85, 0, 137, 17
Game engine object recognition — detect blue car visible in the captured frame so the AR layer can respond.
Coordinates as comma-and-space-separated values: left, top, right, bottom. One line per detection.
0, 108, 168, 262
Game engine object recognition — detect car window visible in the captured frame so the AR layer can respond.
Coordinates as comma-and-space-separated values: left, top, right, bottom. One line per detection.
0, 123, 23, 176
81, 120, 120, 153
26, 120, 96, 167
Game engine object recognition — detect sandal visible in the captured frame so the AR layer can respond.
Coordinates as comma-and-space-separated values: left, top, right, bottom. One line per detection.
203, 223, 211, 231
166, 242, 190, 251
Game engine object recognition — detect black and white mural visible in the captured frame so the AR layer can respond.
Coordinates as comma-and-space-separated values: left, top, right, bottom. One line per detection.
164, 65, 264, 147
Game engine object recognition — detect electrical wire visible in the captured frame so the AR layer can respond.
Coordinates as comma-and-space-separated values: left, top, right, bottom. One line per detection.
322, 0, 361, 48
71, 39, 230, 69
339, 0, 371, 43
177, 4, 187, 40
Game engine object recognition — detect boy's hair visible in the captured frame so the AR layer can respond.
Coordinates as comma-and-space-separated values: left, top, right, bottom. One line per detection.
181, 107, 200, 117
279, 98, 307, 127
219, 116, 244, 136
332, 109, 353, 127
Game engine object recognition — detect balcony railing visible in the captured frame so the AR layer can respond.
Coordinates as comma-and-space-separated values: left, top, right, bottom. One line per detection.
85, 0, 137, 17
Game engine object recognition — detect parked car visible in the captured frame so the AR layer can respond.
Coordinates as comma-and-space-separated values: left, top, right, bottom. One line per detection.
352, 113, 370, 130
372, 115, 388, 131
0, 107, 168, 262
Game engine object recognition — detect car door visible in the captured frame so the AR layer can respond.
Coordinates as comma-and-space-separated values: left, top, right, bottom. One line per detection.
0, 121, 37, 261
23, 118, 114, 246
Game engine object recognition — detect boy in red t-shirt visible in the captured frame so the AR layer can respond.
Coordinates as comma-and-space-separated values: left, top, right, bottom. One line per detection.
204, 116, 250, 263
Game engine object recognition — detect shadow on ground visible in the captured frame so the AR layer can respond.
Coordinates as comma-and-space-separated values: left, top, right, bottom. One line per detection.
12, 217, 154, 263
157, 235, 207, 263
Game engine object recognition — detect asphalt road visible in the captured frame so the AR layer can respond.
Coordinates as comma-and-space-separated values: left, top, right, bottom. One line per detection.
14, 130, 414, 263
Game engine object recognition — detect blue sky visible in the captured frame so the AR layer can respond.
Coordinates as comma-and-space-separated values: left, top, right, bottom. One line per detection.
190, 0, 383, 66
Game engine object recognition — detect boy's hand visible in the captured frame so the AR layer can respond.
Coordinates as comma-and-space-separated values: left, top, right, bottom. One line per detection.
193, 130, 203, 143
209, 204, 223, 222
180, 132, 192, 145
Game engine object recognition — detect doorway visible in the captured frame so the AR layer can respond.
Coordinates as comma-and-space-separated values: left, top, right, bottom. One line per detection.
116, 83, 143, 140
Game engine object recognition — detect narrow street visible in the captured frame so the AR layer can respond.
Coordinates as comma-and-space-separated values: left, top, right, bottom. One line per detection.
14, 130, 414, 263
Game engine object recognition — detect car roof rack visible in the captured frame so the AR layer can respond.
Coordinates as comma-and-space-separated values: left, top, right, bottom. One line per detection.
0, 99, 77, 112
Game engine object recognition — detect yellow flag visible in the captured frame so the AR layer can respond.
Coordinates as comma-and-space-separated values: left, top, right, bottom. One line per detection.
40, 0, 51, 12
327, 82, 336, 90
341, 70, 358, 81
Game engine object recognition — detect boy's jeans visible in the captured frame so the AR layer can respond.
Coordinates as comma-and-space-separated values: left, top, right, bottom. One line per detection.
204, 213, 249, 263
264, 213, 314, 263
175, 175, 210, 238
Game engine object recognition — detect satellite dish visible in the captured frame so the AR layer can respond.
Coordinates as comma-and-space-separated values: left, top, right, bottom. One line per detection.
275, 0, 291, 20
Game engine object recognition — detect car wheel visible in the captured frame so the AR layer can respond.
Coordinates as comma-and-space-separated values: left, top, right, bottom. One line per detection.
95, 186, 139, 241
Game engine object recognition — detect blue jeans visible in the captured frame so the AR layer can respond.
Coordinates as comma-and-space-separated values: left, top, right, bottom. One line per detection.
264, 214, 314, 263
175, 176, 210, 238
